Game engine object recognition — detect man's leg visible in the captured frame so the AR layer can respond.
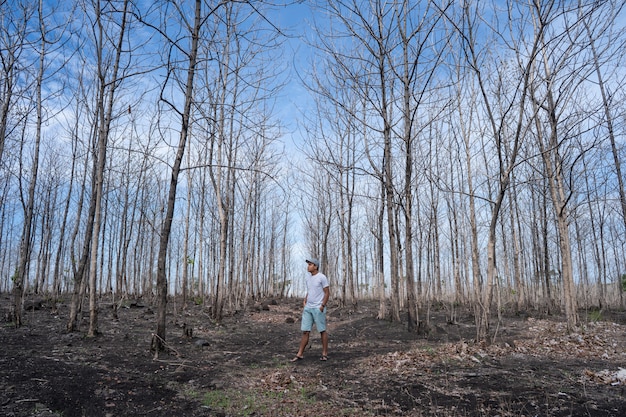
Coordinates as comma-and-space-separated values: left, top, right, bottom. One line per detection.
315, 308, 328, 360
291, 331, 310, 361
292, 308, 313, 361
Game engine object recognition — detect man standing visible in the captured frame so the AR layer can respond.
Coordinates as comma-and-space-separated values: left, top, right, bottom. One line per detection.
291, 258, 330, 362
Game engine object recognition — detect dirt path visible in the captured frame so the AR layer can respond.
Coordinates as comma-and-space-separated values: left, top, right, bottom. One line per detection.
2, 296, 626, 416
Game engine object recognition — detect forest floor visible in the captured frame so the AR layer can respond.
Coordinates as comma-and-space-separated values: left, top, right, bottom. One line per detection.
1, 295, 626, 417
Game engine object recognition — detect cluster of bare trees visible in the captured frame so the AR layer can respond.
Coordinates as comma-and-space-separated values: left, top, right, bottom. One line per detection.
1, 0, 625, 346
299, 0, 626, 340
0, 0, 291, 348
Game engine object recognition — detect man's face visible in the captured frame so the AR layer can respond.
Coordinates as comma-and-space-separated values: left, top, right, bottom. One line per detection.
307, 262, 316, 273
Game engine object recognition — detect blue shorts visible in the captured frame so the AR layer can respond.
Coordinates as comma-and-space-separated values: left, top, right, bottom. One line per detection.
301, 307, 327, 332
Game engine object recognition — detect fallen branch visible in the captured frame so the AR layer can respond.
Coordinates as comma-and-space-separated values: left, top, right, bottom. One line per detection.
150, 333, 181, 359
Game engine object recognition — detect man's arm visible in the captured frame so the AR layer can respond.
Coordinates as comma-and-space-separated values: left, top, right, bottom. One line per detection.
320, 287, 330, 310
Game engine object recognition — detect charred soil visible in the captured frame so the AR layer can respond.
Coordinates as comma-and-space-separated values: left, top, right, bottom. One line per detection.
2, 295, 626, 416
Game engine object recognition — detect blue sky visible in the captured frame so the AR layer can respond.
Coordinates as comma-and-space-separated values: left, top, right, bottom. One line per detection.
269, 1, 317, 146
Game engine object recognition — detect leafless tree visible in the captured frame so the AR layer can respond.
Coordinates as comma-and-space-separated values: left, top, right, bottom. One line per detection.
447, 0, 549, 342
9, 1, 39, 327
581, 1, 626, 307
85, 0, 131, 336
11, 0, 73, 325
391, 0, 452, 331
525, 1, 619, 329
149, 0, 204, 352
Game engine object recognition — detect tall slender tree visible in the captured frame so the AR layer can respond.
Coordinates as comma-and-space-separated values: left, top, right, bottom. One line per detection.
87, 0, 130, 337
152, 0, 204, 353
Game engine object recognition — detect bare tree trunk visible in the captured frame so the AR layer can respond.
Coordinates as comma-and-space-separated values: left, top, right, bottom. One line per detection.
197, 155, 207, 300
509, 181, 524, 312
279, 201, 291, 298
582, 157, 605, 308
181, 150, 193, 310
115, 132, 144, 304
452, 59, 482, 315
532, 91, 579, 329
67, 136, 94, 332
381, 66, 400, 324
541, 183, 552, 310
397, 0, 416, 332
376, 182, 387, 320
583, 14, 626, 306
12, 121, 39, 327
11, 2, 44, 327
51, 124, 78, 312
35, 179, 55, 294
87, 0, 129, 337
209, 102, 228, 323
227, 190, 236, 307
153, 0, 203, 353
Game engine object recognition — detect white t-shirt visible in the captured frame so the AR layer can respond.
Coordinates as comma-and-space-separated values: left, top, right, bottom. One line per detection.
305, 272, 329, 308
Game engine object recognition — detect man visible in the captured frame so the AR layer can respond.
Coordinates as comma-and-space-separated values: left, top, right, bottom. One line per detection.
291, 258, 330, 362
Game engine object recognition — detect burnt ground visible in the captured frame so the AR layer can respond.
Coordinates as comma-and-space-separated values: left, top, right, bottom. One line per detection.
1, 295, 626, 417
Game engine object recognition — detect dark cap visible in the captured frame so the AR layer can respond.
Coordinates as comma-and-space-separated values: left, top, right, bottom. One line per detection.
306, 258, 319, 268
